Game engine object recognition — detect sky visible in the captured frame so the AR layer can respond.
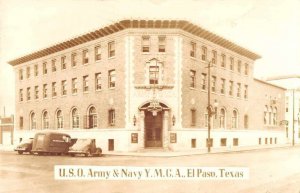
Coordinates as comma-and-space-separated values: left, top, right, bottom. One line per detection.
0, 0, 300, 115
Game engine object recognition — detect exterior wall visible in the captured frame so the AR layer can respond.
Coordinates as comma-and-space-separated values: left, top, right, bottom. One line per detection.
0, 116, 14, 145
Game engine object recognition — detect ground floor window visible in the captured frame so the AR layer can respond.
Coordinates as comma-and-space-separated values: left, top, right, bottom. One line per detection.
57, 110, 63, 129
72, 108, 79, 128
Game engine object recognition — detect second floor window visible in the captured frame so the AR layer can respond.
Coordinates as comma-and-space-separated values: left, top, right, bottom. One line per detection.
201, 73, 207, 90
19, 89, 23, 101
108, 70, 116, 88
149, 66, 159, 85
109, 109, 115, 126
229, 81, 233, 96
190, 42, 196, 57
43, 84, 48, 98
95, 46, 101, 61
158, 36, 166, 52
72, 78, 78, 94
190, 70, 196, 88
43, 62, 48, 74
83, 50, 89, 64
52, 82, 57, 97
27, 87, 31, 101
191, 109, 196, 126
83, 75, 89, 92
34, 86, 39, 99
221, 78, 225, 94
244, 85, 248, 99
61, 56, 66, 70
61, 80, 67, 96
108, 41, 115, 58
237, 83, 241, 98
95, 73, 102, 90
211, 76, 216, 92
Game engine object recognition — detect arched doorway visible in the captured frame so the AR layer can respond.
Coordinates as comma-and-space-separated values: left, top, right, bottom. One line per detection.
139, 101, 170, 148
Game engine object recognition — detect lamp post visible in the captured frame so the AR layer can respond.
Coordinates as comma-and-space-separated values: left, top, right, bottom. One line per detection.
206, 61, 217, 153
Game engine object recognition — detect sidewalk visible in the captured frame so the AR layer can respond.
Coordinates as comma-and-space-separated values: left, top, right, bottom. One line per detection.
104, 144, 300, 157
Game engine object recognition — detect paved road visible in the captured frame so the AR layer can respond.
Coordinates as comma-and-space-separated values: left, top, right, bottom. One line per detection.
0, 147, 300, 193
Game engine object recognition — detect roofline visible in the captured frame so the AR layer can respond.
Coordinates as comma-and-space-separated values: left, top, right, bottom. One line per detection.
254, 78, 286, 90
266, 74, 300, 81
8, 19, 261, 66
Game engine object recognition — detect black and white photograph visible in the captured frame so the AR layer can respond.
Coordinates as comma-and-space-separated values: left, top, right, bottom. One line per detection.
0, 0, 300, 192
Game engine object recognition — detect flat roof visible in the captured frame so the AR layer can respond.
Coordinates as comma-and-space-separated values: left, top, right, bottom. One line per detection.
254, 78, 286, 90
8, 19, 261, 66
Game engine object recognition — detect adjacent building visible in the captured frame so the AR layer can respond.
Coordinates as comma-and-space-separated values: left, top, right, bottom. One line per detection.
0, 115, 14, 145
8, 20, 286, 152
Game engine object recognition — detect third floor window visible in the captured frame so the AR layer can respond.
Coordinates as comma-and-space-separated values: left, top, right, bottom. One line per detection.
43, 62, 48, 75
95, 46, 101, 61
108, 41, 115, 58
61, 56, 66, 70
190, 42, 196, 57
212, 50, 217, 64
158, 36, 166, 52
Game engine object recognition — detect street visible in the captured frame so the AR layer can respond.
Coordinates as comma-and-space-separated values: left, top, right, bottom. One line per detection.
0, 147, 300, 193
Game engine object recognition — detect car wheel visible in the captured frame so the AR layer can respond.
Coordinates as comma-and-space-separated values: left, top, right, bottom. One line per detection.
70, 154, 75, 157
85, 150, 91, 157
29, 151, 33, 155
18, 151, 23, 155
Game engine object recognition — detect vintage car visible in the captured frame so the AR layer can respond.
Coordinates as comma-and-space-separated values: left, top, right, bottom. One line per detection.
68, 138, 102, 157
31, 131, 72, 155
14, 138, 34, 154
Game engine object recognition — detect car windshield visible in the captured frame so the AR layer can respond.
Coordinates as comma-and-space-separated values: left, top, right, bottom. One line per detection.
71, 139, 92, 149
22, 139, 33, 144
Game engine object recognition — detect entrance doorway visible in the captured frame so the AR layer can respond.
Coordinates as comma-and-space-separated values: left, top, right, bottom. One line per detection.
144, 111, 163, 148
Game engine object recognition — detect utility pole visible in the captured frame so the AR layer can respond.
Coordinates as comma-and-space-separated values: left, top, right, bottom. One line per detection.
292, 89, 295, 146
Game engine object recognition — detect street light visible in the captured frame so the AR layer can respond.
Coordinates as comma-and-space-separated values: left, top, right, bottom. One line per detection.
206, 61, 217, 153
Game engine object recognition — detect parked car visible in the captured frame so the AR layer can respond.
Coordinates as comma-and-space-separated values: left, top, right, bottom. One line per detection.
31, 131, 72, 155
14, 138, 33, 154
68, 138, 102, 157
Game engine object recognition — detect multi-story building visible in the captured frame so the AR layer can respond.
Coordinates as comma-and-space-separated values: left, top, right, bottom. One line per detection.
8, 20, 286, 152
266, 75, 300, 144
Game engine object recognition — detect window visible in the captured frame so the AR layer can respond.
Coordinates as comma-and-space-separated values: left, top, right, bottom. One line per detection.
57, 110, 63, 129
270, 138, 272, 144
230, 57, 234, 71
72, 78, 78, 94
149, 66, 159, 85
27, 87, 31, 101
237, 83, 241, 97
244, 114, 248, 129
245, 63, 249, 75
244, 85, 248, 99
158, 36, 166, 52
190, 70, 196, 88
51, 59, 56, 72
88, 107, 97, 128
269, 107, 272, 125
212, 50, 217, 64
61, 56, 66, 70
109, 109, 115, 126
259, 138, 261, 145
83, 75, 89, 92
201, 73, 207, 90
221, 138, 227, 146
34, 86, 39, 99
220, 108, 226, 128
232, 110, 238, 129
71, 53, 77, 67
19, 116, 23, 130
34, 64, 38, 76
221, 54, 226, 68
211, 76, 216, 92
265, 138, 268, 144
233, 138, 239, 146
285, 97, 289, 112
82, 50, 89, 64
19, 89, 23, 102
229, 81, 233, 96
43, 111, 49, 129
201, 46, 207, 61
52, 82, 57, 97
220, 78, 225, 94
206, 138, 213, 147
142, 36, 150, 53
191, 139, 196, 148
191, 109, 196, 126
26, 66, 30, 79
72, 108, 79, 129
61, 80, 67, 96
95, 46, 101, 61
108, 41, 115, 58
108, 70, 116, 88
237, 60, 241, 73
190, 42, 196, 57
273, 107, 277, 125
264, 106, 268, 125
43, 62, 48, 74
43, 84, 48, 99
95, 73, 102, 90
19, 69, 23, 80
30, 112, 36, 130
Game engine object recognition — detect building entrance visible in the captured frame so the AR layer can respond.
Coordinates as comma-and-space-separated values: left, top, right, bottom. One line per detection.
144, 111, 163, 148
